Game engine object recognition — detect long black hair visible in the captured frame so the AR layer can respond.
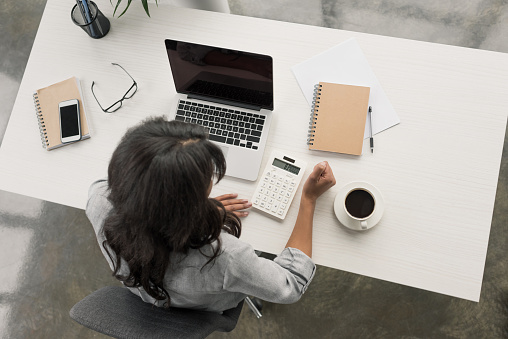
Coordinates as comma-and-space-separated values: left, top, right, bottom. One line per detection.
102, 116, 241, 306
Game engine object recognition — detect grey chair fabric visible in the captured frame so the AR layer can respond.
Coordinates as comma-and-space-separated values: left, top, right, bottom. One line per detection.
69, 286, 244, 339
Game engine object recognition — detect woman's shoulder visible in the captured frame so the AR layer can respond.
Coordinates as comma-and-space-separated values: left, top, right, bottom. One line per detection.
219, 231, 254, 255
85, 179, 112, 233
88, 178, 109, 195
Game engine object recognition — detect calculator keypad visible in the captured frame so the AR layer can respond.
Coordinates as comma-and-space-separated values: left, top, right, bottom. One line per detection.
252, 169, 298, 218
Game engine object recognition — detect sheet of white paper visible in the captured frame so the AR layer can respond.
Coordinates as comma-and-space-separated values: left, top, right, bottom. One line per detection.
292, 38, 400, 138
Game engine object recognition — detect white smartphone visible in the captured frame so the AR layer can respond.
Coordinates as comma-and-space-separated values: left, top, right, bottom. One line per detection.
59, 99, 82, 143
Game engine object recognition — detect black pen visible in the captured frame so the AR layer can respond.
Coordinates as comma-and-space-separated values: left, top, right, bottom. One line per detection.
76, 0, 87, 22
369, 106, 374, 153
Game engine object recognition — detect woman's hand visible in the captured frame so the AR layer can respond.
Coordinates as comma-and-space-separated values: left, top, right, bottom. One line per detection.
302, 161, 336, 203
214, 193, 252, 217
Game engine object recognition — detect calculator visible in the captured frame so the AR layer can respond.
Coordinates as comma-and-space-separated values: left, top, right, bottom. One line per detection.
251, 150, 307, 219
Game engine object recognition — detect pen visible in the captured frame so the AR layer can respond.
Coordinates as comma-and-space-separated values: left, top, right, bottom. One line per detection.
369, 106, 374, 153
80, 0, 92, 22
76, 0, 87, 22
80, 0, 97, 38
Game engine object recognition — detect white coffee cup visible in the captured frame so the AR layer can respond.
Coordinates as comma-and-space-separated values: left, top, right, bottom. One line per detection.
334, 182, 384, 231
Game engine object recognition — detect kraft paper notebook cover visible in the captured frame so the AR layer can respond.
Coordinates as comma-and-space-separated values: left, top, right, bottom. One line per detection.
33, 77, 90, 150
308, 82, 370, 155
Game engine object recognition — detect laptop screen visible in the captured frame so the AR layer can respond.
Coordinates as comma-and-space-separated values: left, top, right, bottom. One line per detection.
165, 39, 273, 110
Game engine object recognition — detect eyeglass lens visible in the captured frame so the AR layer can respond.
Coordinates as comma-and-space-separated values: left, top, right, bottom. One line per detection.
124, 83, 137, 99
107, 101, 123, 112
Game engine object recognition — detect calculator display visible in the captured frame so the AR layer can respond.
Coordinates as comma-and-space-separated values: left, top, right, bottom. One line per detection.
272, 158, 300, 175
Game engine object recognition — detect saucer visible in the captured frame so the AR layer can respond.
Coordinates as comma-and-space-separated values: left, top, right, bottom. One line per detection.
333, 182, 384, 231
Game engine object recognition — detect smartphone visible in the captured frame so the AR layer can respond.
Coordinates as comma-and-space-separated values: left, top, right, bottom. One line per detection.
59, 99, 82, 143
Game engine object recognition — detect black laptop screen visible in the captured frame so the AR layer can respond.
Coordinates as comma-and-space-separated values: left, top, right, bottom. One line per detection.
165, 39, 273, 110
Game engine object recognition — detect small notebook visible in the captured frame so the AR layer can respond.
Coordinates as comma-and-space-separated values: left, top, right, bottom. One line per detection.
33, 77, 90, 150
307, 82, 370, 156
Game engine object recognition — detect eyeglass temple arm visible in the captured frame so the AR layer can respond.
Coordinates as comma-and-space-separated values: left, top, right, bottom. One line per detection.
111, 62, 136, 83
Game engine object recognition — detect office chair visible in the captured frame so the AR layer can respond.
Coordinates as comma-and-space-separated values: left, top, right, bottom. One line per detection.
244, 296, 263, 319
69, 286, 244, 339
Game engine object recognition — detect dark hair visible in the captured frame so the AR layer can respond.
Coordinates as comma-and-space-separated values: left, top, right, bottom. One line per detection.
102, 116, 241, 306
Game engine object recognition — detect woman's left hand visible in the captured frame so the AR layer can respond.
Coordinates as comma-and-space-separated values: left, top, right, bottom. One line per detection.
214, 193, 252, 217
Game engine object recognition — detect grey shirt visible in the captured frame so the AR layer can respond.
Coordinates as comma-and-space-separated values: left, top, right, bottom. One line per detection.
86, 179, 316, 312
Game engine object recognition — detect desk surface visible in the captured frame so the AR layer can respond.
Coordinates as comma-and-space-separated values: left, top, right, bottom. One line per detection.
1, 0, 507, 302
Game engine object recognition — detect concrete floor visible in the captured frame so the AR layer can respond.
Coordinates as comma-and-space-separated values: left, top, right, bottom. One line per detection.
1, 0, 508, 338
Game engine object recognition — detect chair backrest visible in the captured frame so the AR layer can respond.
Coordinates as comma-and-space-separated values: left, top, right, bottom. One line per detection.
69, 286, 244, 339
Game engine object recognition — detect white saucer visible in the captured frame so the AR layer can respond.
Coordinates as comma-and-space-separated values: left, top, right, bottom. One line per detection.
333, 182, 384, 231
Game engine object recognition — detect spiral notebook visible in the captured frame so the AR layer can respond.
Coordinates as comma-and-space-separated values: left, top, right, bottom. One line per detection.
308, 82, 370, 156
33, 77, 90, 150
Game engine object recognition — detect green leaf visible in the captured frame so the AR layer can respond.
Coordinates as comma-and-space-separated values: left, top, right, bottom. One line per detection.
141, 0, 150, 17
113, 0, 122, 16
117, 0, 133, 18
111, 0, 153, 18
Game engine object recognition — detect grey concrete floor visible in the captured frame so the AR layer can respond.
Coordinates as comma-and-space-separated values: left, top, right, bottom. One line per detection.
1, 0, 508, 338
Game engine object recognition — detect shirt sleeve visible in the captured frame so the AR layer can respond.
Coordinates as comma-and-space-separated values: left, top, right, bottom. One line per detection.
85, 178, 111, 237
222, 237, 316, 304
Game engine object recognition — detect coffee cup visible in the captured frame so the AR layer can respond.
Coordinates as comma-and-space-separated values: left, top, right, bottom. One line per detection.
334, 182, 384, 231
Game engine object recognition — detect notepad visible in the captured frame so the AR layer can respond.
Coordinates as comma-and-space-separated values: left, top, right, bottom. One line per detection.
292, 38, 400, 139
33, 77, 91, 150
308, 82, 370, 155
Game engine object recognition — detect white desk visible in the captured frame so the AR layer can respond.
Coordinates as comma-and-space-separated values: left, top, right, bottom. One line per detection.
1, 0, 507, 302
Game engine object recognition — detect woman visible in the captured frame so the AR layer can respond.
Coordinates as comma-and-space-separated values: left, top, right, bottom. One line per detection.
86, 116, 335, 312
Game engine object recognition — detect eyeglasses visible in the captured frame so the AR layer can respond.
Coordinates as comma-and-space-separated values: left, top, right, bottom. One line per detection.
91, 63, 138, 113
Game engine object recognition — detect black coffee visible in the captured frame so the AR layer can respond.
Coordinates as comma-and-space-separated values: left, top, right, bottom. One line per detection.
345, 189, 375, 219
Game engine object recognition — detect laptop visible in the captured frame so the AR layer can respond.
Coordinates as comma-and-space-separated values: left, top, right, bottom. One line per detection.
165, 39, 274, 181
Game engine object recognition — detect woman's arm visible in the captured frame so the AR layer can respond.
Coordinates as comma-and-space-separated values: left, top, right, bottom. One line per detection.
213, 161, 335, 257
221, 162, 335, 304
285, 161, 336, 257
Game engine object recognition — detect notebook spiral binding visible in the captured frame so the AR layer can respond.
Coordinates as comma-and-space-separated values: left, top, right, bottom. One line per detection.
307, 84, 322, 145
33, 92, 49, 149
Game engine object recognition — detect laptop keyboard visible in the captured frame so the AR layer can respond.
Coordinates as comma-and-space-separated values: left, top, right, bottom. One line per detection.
175, 100, 265, 150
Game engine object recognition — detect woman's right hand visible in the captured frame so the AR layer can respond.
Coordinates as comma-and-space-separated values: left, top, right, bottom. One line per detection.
302, 161, 336, 203
213, 193, 252, 217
